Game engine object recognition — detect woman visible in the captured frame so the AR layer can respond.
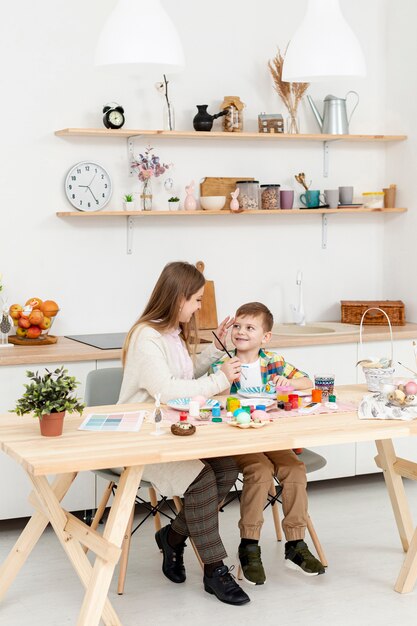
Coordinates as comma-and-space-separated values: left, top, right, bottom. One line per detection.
119, 261, 249, 606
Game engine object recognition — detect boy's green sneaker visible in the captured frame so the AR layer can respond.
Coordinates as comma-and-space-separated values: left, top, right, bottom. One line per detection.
238, 544, 266, 585
285, 540, 325, 576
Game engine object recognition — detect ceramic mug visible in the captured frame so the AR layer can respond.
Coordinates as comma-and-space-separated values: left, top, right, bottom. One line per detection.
280, 189, 294, 210
339, 186, 354, 205
324, 189, 339, 208
300, 189, 323, 208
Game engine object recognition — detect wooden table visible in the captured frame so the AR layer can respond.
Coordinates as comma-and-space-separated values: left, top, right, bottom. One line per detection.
2, 385, 417, 625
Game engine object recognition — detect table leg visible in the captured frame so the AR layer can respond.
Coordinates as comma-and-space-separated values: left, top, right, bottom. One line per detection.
0, 472, 76, 601
28, 471, 131, 626
76, 465, 143, 626
375, 439, 414, 552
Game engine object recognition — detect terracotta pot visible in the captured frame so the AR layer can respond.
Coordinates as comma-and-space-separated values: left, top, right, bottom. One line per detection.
38, 411, 65, 437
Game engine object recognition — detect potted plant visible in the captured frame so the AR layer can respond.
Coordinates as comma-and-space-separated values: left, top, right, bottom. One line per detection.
12, 366, 85, 437
168, 196, 180, 211
122, 193, 134, 211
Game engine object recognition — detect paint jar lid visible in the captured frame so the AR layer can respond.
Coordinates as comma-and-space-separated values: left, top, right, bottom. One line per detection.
211, 406, 221, 417
255, 404, 266, 411
211, 417, 223, 422
329, 395, 336, 402
179, 411, 188, 421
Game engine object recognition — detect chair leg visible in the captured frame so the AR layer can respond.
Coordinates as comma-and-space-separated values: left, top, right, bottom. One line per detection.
172, 496, 204, 570
307, 515, 328, 567
117, 504, 135, 595
269, 480, 283, 542
148, 486, 162, 533
83, 481, 114, 554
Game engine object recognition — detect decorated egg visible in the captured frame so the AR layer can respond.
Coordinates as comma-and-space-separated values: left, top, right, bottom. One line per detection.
405, 381, 417, 396
236, 412, 251, 424
192, 395, 207, 407
252, 409, 268, 421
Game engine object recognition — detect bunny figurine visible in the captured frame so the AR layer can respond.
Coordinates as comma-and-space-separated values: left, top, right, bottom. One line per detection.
230, 187, 240, 212
184, 180, 197, 211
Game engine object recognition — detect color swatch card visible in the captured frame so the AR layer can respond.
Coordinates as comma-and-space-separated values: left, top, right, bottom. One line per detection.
79, 410, 146, 432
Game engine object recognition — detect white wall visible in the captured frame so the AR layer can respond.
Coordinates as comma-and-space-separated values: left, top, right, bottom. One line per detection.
1, 0, 407, 337
383, 0, 417, 322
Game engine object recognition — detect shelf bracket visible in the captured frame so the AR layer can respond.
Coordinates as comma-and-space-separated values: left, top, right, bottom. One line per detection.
323, 141, 330, 177
127, 137, 135, 176
127, 216, 134, 254
322, 214, 328, 249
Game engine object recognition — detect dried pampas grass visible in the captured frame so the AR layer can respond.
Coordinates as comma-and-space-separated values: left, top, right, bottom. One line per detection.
268, 46, 309, 133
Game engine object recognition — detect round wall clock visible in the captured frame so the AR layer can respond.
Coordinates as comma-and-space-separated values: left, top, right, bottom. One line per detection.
65, 161, 112, 211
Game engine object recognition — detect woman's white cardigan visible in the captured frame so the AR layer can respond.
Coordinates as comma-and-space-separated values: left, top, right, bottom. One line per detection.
118, 324, 229, 496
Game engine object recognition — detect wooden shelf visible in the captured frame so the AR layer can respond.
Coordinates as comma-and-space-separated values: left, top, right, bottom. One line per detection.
56, 207, 407, 217
55, 128, 408, 142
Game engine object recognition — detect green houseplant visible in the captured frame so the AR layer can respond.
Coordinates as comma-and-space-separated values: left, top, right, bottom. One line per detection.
12, 367, 85, 437
168, 196, 180, 211
123, 193, 134, 211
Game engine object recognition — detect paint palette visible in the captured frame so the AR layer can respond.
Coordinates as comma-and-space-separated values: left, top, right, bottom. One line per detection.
167, 398, 222, 411
238, 386, 277, 399
78, 410, 146, 432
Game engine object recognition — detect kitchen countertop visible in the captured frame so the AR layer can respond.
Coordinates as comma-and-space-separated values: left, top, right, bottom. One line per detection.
1, 323, 417, 367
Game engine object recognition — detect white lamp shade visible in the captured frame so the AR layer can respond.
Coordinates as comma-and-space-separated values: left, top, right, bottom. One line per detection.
95, 0, 185, 71
282, 0, 366, 82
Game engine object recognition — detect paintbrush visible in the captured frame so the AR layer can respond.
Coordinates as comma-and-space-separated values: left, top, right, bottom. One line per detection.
212, 331, 248, 380
398, 361, 417, 377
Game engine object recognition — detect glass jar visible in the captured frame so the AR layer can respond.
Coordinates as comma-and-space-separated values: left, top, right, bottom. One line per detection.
261, 184, 280, 209
361, 191, 385, 209
221, 96, 245, 132
236, 180, 259, 210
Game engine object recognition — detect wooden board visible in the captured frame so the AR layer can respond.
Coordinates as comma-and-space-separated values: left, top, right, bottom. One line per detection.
200, 177, 254, 209
195, 261, 218, 330
8, 335, 58, 346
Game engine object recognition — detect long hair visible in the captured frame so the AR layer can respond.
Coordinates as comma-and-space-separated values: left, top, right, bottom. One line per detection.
122, 261, 205, 365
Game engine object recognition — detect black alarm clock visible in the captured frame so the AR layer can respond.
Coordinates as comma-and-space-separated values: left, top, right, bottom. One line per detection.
102, 102, 125, 129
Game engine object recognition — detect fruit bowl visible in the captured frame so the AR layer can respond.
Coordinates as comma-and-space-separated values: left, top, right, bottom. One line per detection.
9, 298, 59, 342
200, 196, 226, 211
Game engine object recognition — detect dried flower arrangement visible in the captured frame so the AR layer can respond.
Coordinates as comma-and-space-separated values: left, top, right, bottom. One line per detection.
268, 46, 309, 134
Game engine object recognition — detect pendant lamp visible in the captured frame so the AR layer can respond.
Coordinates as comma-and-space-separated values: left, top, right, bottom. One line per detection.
95, 0, 185, 72
282, 0, 366, 82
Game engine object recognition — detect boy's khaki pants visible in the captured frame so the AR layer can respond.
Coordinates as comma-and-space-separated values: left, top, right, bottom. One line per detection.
234, 450, 308, 541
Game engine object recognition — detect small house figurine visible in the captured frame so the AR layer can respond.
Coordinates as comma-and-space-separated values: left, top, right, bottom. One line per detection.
258, 113, 284, 134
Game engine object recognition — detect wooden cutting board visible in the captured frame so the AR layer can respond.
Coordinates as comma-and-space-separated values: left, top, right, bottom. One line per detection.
200, 177, 254, 209
195, 261, 218, 330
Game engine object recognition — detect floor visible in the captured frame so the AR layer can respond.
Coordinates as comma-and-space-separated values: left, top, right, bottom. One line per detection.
1, 474, 417, 626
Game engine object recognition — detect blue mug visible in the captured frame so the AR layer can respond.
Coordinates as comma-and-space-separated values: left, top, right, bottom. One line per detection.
300, 189, 323, 208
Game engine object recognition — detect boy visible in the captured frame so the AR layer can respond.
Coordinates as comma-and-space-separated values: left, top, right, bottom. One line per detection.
212, 302, 325, 584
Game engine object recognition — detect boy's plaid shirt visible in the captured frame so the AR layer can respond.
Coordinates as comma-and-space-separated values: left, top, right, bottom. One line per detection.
210, 349, 309, 393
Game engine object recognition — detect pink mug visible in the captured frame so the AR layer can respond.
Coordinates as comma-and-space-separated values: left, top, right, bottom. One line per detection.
280, 190, 294, 210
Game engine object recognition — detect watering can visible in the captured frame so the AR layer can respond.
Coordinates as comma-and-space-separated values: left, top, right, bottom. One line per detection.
306, 91, 359, 135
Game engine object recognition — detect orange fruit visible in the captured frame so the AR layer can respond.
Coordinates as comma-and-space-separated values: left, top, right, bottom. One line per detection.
27, 326, 42, 339
26, 297, 43, 309
40, 300, 59, 317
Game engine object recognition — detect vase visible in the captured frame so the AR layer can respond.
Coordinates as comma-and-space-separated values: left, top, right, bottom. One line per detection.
286, 113, 300, 134
39, 411, 65, 437
163, 101, 175, 131
141, 179, 153, 211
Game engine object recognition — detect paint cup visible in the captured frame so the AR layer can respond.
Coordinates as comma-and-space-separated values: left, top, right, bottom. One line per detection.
383, 187, 396, 208
324, 189, 339, 208
314, 374, 335, 400
339, 186, 354, 205
280, 189, 294, 210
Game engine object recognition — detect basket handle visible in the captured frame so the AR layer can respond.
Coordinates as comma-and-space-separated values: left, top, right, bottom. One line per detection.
359, 307, 394, 365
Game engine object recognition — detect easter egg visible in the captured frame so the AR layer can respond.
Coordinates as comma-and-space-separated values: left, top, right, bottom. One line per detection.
405, 381, 417, 395
192, 395, 207, 407
252, 409, 268, 420
236, 412, 251, 424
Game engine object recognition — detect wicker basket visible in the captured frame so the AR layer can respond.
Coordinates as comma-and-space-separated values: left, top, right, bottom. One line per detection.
360, 308, 395, 391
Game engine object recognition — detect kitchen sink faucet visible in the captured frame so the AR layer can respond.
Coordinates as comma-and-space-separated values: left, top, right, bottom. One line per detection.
291, 270, 306, 326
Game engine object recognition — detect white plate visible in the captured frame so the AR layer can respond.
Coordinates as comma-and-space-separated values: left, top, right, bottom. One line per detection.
238, 386, 311, 399
167, 398, 221, 411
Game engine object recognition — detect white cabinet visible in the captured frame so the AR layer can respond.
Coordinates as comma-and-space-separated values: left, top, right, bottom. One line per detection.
0, 361, 97, 520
